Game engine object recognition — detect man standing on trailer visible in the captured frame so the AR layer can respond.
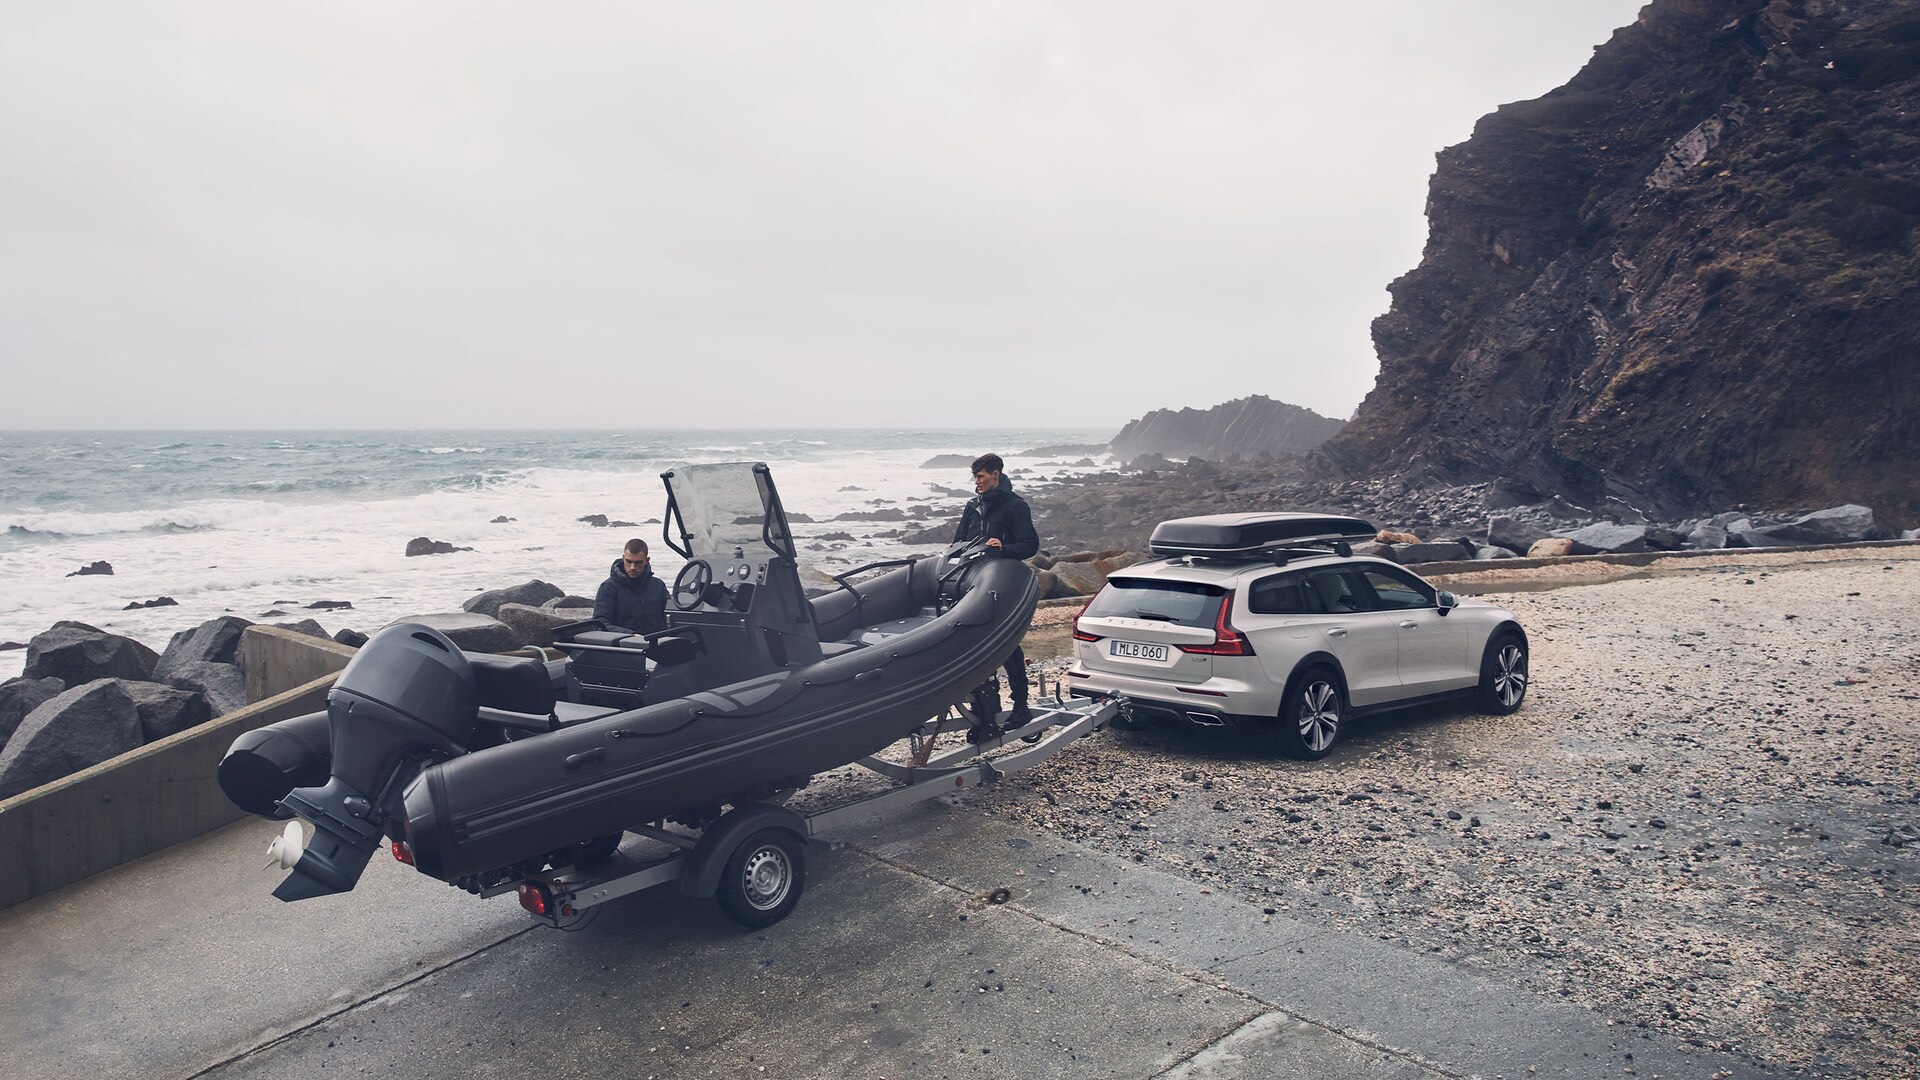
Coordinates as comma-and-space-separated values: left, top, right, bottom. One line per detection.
952, 452, 1039, 742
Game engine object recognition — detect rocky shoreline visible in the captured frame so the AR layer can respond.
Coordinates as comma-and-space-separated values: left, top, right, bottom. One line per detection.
1017, 453, 1916, 559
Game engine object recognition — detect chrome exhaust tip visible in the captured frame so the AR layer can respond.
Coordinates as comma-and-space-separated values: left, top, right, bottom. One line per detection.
1186, 711, 1227, 727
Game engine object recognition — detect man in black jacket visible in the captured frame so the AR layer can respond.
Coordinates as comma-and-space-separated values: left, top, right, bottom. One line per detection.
594, 538, 667, 636
952, 452, 1038, 742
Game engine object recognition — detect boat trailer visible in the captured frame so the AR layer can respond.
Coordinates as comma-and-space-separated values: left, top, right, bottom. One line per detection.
466, 692, 1119, 930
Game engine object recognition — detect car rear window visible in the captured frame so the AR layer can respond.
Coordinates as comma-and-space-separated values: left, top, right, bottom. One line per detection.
1083, 578, 1225, 628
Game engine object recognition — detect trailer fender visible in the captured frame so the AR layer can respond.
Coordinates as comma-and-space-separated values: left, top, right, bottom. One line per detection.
682, 803, 808, 898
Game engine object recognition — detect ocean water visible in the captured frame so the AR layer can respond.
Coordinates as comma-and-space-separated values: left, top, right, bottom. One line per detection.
0, 429, 1114, 680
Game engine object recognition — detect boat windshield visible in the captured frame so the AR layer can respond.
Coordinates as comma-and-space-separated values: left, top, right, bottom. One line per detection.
662, 462, 796, 561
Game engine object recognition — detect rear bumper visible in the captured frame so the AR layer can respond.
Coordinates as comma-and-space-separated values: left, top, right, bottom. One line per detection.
1066, 676, 1275, 730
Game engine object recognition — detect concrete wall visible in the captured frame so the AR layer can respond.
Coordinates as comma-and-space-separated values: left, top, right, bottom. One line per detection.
0, 627, 359, 912
244, 624, 359, 702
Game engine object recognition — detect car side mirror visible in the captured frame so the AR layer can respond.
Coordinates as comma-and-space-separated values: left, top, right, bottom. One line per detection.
1436, 591, 1457, 615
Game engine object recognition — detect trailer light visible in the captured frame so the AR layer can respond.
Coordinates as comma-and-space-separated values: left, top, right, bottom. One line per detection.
391, 840, 414, 865
518, 882, 551, 916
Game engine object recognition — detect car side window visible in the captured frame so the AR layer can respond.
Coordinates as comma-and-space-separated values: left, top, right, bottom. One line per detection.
1358, 567, 1434, 611
1247, 573, 1311, 615
1305, 570, 1365, 614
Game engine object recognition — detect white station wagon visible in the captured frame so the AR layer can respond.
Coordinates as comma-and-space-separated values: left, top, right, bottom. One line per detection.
1067, 513, 1529, 760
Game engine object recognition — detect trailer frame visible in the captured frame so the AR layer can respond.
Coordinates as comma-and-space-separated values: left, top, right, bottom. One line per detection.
494, 692, 1121, 928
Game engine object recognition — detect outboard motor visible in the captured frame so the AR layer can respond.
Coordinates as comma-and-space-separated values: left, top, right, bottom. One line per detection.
272, 623, 477, 901
218, 710, 332, 818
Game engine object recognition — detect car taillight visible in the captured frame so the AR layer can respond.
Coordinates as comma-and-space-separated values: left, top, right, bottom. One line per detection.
391, 839, 414, 865
1177, 592, 1255, 656
1071, 595, 1102, 643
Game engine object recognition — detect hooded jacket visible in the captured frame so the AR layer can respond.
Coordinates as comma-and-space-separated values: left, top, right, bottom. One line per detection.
593, 559, 668, 635
951, 477, 1039, 560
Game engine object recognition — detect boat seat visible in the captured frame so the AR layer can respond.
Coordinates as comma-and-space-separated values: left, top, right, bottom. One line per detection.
468, 653, 558, 716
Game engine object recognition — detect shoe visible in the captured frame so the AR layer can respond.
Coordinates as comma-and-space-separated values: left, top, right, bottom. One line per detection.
965, 721, 1002, 745
1003, 702, 1033, 730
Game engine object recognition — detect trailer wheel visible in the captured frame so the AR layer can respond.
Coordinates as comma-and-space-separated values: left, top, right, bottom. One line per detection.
716, 829, 806, 929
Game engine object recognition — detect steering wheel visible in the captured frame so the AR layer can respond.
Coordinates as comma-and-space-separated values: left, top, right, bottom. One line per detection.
672, 559, 713, 610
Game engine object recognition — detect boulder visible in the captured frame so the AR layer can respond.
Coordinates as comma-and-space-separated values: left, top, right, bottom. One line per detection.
490, 516, 515, 524
269, 619, 329, 640
463, 580, 565, 618
1558, 523, 1648, 554
0, 677, 66, 751
0, 681, 142, 799
1722, 517, 1772, 548
1527, 538, 1578, 559
920, 454, 973, 470
1475, 546, 1520, 560
155, 616, 252, 681
1032, 569, 1062, 600
307, 600, 353, 610
1756, 504, 1886, 545
1376, 530, 1421, 545
1091, 551, 1150, 577
1395, 542, 1472, 565
1025, 554, 1056, 571
163, 661, 247, 717
1487, 515, 1549, 555
1049, 560, 1107, 597
23, 626, 158, 685
117, 680, 213, 742
1905, 529, 1920, 541
65, 560, 114, 577
397, 613, 521, 654
123, 596, 179, 610
1644, 527, 1687, 550
333, 628, 369, 649
1686, 521, 1729, 549
1351, 541, 1399, 561
542, 595, 597, 611
497, 603, 595, 649
577, 514, 610, 527
405, 537, 472, 556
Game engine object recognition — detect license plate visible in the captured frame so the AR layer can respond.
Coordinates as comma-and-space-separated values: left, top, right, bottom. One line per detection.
1110, 640, 1168, 662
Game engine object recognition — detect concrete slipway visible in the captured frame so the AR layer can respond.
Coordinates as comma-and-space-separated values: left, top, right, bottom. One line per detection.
0, 790, 1768, 1079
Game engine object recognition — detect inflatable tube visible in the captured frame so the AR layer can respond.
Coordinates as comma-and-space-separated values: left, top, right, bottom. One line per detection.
404, 554, 1036, 880
227, 546, 1038, 898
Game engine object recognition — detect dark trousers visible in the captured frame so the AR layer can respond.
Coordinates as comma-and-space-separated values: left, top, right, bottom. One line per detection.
1002, 647, 1028, 703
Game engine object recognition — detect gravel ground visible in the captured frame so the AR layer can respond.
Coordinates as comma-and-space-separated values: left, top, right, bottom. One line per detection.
929, 549, 1920, 1077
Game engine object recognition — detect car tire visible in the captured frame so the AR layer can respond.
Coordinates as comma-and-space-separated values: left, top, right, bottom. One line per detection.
1476, 631, 1528, 714
1276, 665, 1345, 761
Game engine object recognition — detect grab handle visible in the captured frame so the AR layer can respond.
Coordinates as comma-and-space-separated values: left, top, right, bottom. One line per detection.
564, 748, 607, 770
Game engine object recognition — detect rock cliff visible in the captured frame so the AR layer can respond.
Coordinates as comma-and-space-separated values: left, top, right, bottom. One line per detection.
1110, 395, 1345, 461
1321, 0, 1920, 526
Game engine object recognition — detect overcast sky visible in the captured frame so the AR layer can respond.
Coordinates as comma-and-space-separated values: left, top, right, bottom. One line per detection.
0, 1, 1644, 432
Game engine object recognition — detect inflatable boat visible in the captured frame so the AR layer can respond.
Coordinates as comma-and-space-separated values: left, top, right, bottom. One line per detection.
220, 462, 1038, 902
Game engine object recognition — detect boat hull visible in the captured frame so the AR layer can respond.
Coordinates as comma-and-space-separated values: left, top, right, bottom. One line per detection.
405, 554, 1036, 880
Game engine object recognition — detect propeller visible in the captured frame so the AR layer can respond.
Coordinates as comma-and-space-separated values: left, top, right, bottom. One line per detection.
265, 819, 306, 871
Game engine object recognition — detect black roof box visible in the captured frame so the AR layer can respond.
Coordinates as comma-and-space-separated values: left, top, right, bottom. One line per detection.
1149, 513, 1376, 557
